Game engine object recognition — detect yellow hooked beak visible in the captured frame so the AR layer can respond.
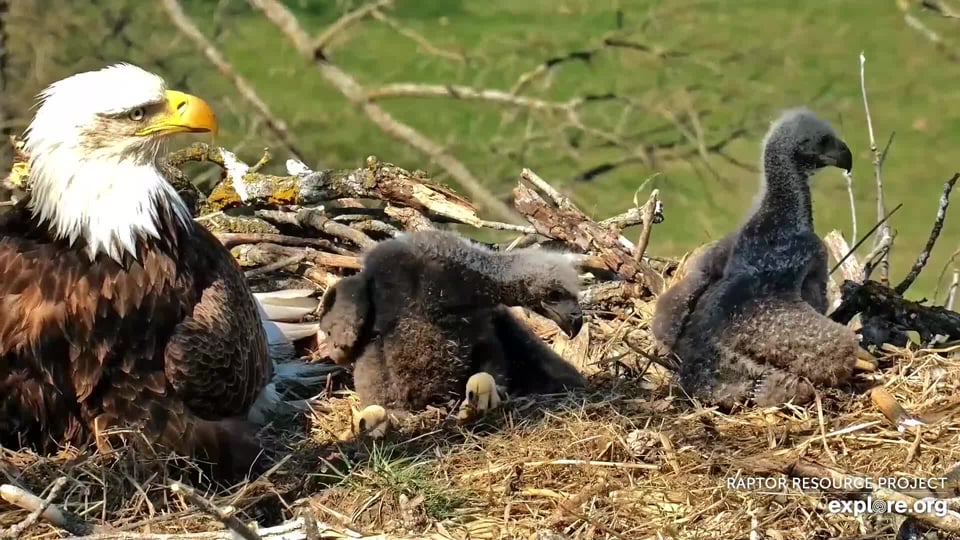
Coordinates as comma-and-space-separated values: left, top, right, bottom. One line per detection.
135, 90, 218, 137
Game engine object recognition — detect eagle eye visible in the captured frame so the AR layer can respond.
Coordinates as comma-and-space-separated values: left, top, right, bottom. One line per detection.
128, 107, 146, 122
546, 289, 565, 303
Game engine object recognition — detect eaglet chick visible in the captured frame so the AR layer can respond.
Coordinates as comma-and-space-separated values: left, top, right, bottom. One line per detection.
671, 108, 859, 409
317, 230, 587, 437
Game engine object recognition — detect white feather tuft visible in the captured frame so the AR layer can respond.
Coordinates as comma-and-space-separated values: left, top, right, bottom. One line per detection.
255, 288, 323, 363
220, 148, 250, 202
253, 289, 319, 322
250, 287, 334, 424
286, 158, 312, 176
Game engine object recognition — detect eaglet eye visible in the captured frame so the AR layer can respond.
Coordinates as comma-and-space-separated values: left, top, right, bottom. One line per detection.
546, 289, 565, 302
128, 107, 146, 122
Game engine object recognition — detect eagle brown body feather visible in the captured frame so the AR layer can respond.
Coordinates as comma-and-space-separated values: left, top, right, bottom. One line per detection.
0, 196, 271, 475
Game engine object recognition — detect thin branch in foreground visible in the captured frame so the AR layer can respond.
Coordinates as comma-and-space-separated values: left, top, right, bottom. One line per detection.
842, 170, 857, 244
633, 189, 662, 262
859, 52, 892, 285
0, 477, 67, 538
244, 252, 307, 278
215, 232, 343, 252
823, 230, 864, 284
0, 478, 94, 537
829, 203, 903, 276
232, 243, 361, 270
862, 231, 894, 282
169, 483, 262, 540
894, 173, 959, 295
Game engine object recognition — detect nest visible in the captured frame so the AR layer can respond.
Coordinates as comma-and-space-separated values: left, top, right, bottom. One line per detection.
2, 143, 960, 540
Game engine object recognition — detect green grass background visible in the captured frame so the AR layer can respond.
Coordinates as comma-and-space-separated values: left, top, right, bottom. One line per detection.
5, 0, 960, 300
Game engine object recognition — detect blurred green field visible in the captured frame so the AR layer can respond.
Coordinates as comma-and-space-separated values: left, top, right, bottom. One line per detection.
5, 0, 960, 299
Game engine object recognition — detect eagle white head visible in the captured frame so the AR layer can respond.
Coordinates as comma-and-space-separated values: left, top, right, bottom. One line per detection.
22, 63, 219, 262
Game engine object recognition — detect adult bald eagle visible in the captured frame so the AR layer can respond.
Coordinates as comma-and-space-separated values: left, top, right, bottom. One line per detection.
0, 64, 318, 476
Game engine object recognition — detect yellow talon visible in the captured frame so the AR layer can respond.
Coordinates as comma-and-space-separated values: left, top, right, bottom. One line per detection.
458, 372, 501, 422
352, 405, 391, 439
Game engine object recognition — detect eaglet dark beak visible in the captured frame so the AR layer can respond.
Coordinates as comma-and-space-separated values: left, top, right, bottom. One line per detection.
816, 137, 853, 173
539, 299, 584, 338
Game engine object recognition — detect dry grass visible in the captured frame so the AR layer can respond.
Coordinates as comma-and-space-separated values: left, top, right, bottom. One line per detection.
2, 300, 960, 540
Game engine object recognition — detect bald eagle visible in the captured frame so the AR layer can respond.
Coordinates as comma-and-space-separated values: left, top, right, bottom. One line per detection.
0, 64, 319, 476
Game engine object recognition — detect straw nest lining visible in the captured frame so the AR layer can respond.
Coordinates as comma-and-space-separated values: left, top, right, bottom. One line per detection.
2, 302, 959, 540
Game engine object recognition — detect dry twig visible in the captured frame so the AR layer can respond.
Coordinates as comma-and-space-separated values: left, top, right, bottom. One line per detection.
894, 173, 959, 294
858, 52, 893, 285
313, 0, 393, 54
632, 189, 662, 262
1, 478, 93, 537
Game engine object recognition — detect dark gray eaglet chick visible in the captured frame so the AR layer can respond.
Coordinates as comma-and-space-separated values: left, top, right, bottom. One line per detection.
672, 108, 859, 409
652, 224, 831, 357
317, 230, 586, 437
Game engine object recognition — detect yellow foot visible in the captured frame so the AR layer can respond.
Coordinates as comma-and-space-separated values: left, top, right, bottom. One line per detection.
457, 372, 502, 423
352, 405, 392, 439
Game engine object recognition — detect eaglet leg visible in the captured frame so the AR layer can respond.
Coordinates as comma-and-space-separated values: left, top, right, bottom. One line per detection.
490, 306, 586, 395
704, 300, 858, 408
676, 340, 815, 411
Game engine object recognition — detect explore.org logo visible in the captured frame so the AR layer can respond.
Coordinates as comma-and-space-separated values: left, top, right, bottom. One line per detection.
826, 496, 949, 517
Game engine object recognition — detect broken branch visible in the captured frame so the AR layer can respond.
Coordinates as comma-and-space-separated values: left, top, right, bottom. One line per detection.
169, 483, 261, 540
0, 479, 94, 537
894, 172, 959, 295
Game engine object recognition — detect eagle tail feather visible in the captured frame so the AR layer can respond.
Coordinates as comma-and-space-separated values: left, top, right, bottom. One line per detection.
247, 360, 337, 425
250, 288, 336, 425
253, 289, 319, 322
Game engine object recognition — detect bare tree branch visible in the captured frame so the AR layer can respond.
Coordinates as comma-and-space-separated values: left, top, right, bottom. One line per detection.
313, 0, 393, 54
859, 52, 893, 285
247, 0, 520, 224
160, 0, 305, 161
899, 0, 960, 62
367, 83, 576, 110
894, 173, 959, 295
509, 36, 696, 95
369, 9, 465, 62
842, 170, 857, 244
921, 0, 960, 18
